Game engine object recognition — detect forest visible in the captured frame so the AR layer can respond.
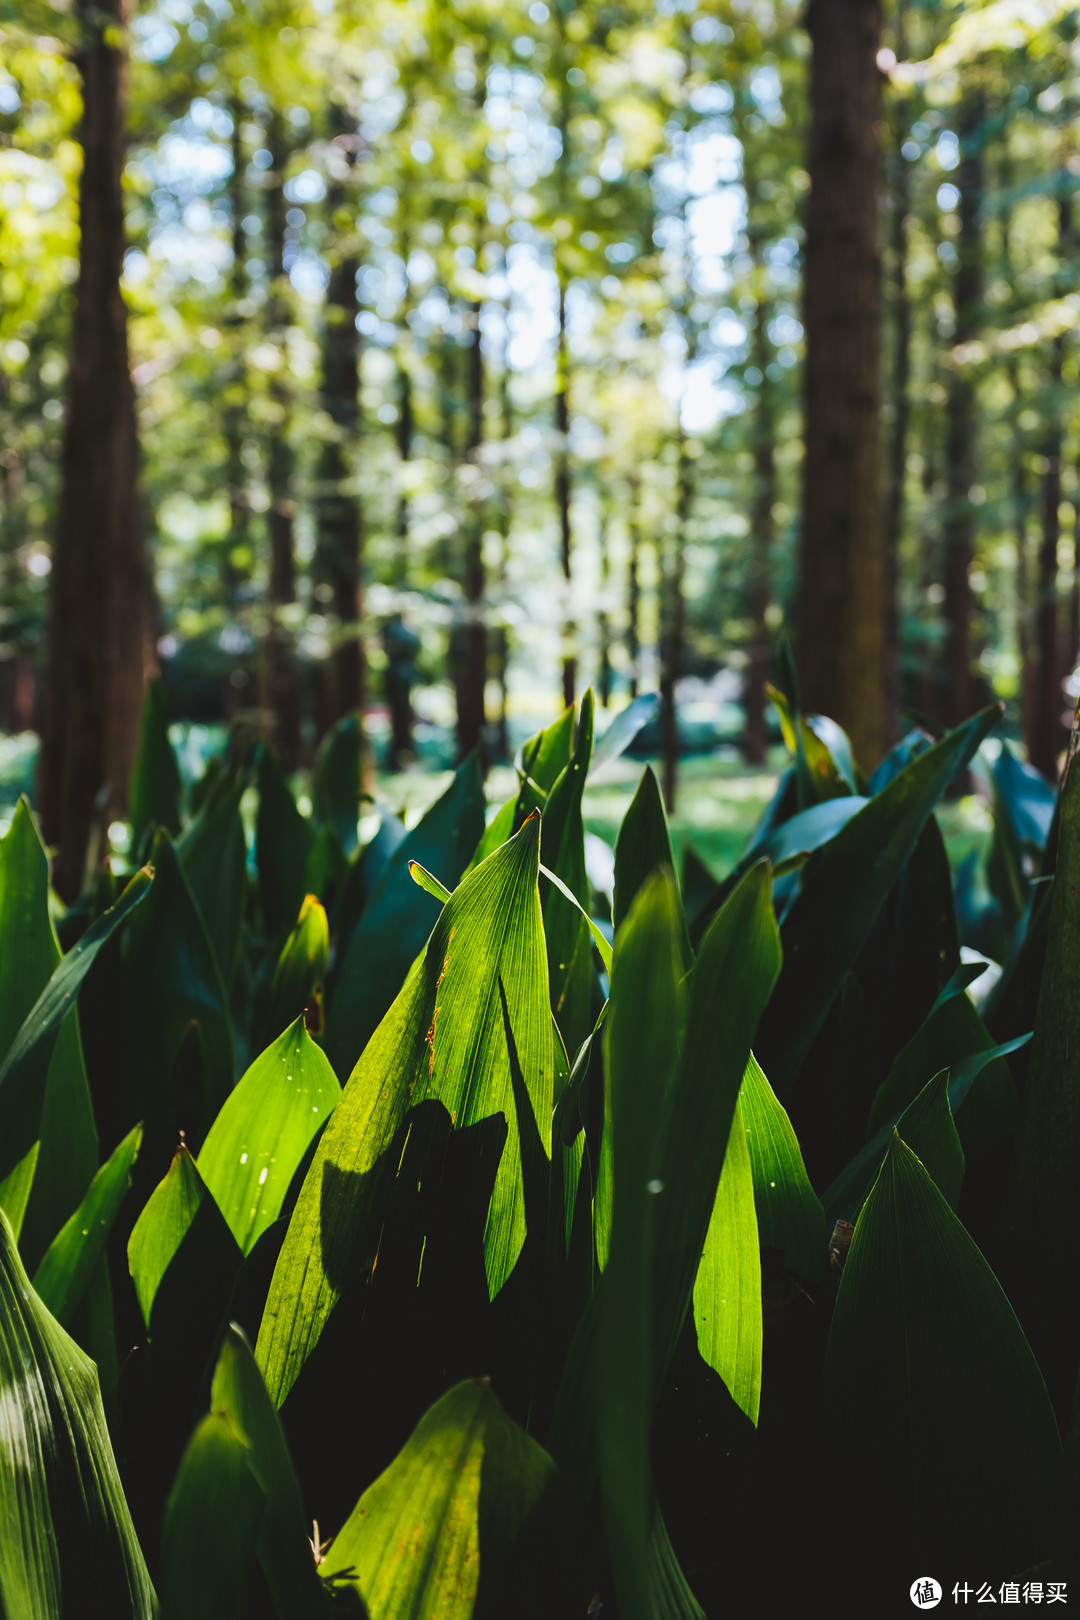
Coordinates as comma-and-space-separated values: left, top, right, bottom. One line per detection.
2, 0, 1080, 1616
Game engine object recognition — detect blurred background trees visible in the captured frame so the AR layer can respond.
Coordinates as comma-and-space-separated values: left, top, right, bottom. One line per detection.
3, 0, 1080, 881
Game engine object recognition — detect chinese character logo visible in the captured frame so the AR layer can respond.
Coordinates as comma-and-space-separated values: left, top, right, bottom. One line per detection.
910, 1578, 943, 1609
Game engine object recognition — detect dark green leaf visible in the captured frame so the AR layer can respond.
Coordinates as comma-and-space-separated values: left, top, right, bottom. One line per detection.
312, 710, 364, 855
159, 1411, 263, 1620
256, 749, 316, 938
589, 692, 660, 780
176, 779, 248, 990
129, 678, 183, 852
32, 1124, 142, 1326
0, 1209, 155, 1617
128, 1144, 239, 1330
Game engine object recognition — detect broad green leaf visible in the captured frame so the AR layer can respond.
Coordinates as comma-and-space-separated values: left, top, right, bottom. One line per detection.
128, 1145, 239, 1330
129, 677, 183, 852
0, 1209, 155, 1618
209, 1325, 326, 1616
589, 691, 661, 780
176, 778, 248, 990
198, 1019, 341, 1255
0, 1143, 39, 1242
320, 1379, 563, 1620
758, 704, 1001, 1097
331, 804, 406, 953
767, 683, 851, 806
258, 812, 553, 1406
326, 755, 486, 1078
597, 871, 685, 1620
82, 831, 233, 1155
739, 1053, 826, 1286
0, 799, 98, 1268
0, 866, 151, 1186
651, 861, 783, 1378
160, 1410, 263, 1620
267, 896, 329, 1040
756, 795, 866, 868
312, 709, 364, 854
866, 726, 933, 793
32, 1125, 142, 1326
1004, 720, 1080, 1389
822, 1134, 1062, 1573
891, 1069, 964, 1211
985, 742, 1055, 935
256, 748, 316, 938
823, 1036, 1028, 1224
541, 690, 596, 1059
540, 862, 613, 975
868, 981, 1017, 1141
518, 704, 575, 793
612, 765, 686, 953
693, 1095, 762, 1426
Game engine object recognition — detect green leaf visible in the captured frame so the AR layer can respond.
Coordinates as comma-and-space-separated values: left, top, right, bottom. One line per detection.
326, 755, 485, 1078
266, 896, 329, 1042
822, 1134, 1062, 1573
129, 677, 183, 852
540, 862, 613, 975
258, 812, 553, 1406
0, 1143, 39, 1243
198, 1018, 341, 1255
589, 692, 660, 780
597, 871, 685, 1620
612, 766, 685, 949
209, 1325, 326, 1616
176, 778, 248, 990
256, 749, 316, 938
540, 690, 596, 1058
0, 1209, 155, 1618
312, 710, 365, 854
128, 1144, 239, 1330
0, 866, 151, 1186
1004, 720, 1080, 1389
85, 831, 233, 1154
160, 1410, 263, 1620
0, 799, 99, 1268
32, 1124, 142, 1326
739, 1052, 826, 1286
518, 705, 575, 794
766, 683, 851, 806
693, 1094, 762, 1425
758, 704, 1002, 1097
320, 1379, 563, 1620
891, 1069, 965, 1211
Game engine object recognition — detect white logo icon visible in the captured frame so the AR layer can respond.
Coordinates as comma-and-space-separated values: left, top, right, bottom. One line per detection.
910, 1578, 942, 1609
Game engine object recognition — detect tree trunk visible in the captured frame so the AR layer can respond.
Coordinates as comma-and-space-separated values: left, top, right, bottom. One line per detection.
661, 430, 690, 813
797, 0, 885, 767
1028, 329, 1065, 776
455, 297, 487, 764
492, 285, 512, 762
1008, 362, 1034, 749
386, 313, 415, 769
555, 272, 575, 711
222, 96, 249, 610
40, 0, 155, 900
941, 92, 984, 732
626, 472, 642, 700
882, 3, 910, 747
314, 112, 364, 744
263, 110, 301, 770
597, 504, 612, 709
744, 288, 777, 766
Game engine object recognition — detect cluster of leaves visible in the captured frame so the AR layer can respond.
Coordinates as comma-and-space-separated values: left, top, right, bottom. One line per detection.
0, 676, 1076, 1615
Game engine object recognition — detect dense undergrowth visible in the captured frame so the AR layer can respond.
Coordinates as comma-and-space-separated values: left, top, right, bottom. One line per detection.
0, 675, 1077, 1617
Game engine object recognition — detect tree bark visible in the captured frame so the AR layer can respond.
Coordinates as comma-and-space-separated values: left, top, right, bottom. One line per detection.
941, 92, 984, 731
262, 110, 301, 770
222, 97, 249, 610
797, 0, 885, 767
555, 272, 575, 711
882, 3, 910, 746
744, 288, 777, 766
626, 472, 642, 700
314, 112, 364, 743
455, 297, 487, 764
597, 504, 612, 709
40, 0, 155, 900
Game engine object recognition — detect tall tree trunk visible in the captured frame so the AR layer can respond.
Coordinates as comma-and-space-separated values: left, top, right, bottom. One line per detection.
626, 472, 642, 700
1009, 362, 1034, 749
941, 92, 984, 732
555, 272, 575, 711
744, 288, 777, 766
314, 112, 364, 744
1029, 328, 1065, 775
661, 429, 691, 812
385, 300, 416, 770
597, 503, 612, 709
262, 111, 301, 769
798, 0, 885, 767
882, 4, 910, 746
40, 0, 155, 900
456, 296, 487, 764
222, 96, 249, 611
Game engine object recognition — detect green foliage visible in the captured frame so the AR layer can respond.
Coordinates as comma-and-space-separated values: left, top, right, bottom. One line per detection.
0, 695, 1077, 1611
